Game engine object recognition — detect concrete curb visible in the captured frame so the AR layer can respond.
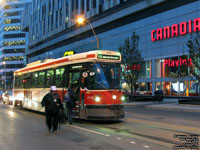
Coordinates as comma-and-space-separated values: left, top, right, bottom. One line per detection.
124, 103, 200, 112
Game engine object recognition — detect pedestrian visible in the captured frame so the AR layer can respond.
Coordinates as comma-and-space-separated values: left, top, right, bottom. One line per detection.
64, 84, 76, 125
41, 86, 63, 133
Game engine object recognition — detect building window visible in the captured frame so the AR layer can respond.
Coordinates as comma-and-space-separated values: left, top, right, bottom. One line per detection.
3, 48, 25, 54
3, 40, 25, 46
87, 0, 90, 11
4, 19, 21, 24
81, 0, 84, 14
4, 26, 21, 31
4, 11, 20, 17
139, 61, 151, 78
3, 33, 25, 39
3, 56, 24, 61
93, 0, 96, 8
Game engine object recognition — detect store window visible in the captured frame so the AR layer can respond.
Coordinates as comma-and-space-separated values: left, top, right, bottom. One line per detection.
139, 61, 151, 78
163, 82, 170, 96
189, 81, 199, 96
136, 82, 152, 95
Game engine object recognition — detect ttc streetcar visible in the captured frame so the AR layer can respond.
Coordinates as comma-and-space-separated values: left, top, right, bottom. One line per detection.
13, 50, 125, 120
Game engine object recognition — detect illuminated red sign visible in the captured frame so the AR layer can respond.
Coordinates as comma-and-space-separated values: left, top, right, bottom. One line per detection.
123, 65, 141, 71
164, 58, 192, 67
151, 18, 200, 41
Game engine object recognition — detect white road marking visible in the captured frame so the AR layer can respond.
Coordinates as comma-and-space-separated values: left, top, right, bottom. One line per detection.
66, 124, 107, 136
144, 145, 150, 148
130, 141, 136, 144
117, 138, 121, 140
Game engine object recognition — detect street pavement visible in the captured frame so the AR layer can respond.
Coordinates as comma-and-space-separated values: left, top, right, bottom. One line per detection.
124, 98, 200, 112
1, 100, 200, 150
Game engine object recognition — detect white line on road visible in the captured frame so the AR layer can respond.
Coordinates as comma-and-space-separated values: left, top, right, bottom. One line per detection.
66, 124, 107, 136
144, 145, 150, 148
117, 138, 121, 140
130, 141, 136, 144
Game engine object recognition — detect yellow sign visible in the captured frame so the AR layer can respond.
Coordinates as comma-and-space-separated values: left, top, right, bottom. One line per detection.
64, 51, 74, 56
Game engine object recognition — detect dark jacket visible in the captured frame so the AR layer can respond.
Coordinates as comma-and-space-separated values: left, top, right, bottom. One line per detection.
41, 93, 63, 114
64, 88, 76, 108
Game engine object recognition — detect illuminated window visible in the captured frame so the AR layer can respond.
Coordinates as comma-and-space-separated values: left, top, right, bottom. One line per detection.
46, 69, 54, 87
31, 72, 38, 88
3, 40, 25, 46
3, 56, 24, 61
4, 19, 21, 24
55, 67, 65, 87
4, 26, 21, 31
38, 71, 45, 88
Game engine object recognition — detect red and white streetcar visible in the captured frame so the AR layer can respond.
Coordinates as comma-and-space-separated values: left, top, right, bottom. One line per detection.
13, 50, 125, 120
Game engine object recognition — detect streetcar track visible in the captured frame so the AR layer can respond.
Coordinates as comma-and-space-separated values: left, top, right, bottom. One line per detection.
122, 120, 200, 136
73, 119, 199, 146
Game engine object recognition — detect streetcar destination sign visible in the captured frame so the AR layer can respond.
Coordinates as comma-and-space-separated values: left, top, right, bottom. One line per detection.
97, 54, 120, 60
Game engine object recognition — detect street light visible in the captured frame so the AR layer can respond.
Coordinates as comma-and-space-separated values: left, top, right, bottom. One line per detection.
77, 16, 99, 50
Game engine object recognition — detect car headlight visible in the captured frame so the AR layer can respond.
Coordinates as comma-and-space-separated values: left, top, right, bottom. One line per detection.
112, 95, 117, 100
121, 96, 125, 101
95, 96, 101, 102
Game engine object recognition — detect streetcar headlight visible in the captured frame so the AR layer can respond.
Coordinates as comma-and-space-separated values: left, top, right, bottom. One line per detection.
121, 96, 125, 101
112, 95, 117, 100
95, 96, 101, 102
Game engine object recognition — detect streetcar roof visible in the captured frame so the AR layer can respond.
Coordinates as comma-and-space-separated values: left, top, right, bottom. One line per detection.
14, 50, 121, 75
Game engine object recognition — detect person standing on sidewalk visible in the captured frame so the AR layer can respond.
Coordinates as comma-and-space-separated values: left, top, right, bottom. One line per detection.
41, 86, 63, 133
64, 84, 76, 125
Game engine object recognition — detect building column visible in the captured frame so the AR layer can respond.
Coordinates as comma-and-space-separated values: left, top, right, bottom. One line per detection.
151, 59, 156, 96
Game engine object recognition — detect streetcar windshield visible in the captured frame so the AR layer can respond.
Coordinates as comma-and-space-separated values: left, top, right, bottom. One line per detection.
87, 63, 122, 90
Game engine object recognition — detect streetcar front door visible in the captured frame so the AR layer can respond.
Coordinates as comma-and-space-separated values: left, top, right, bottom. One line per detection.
69, 71, 80, 118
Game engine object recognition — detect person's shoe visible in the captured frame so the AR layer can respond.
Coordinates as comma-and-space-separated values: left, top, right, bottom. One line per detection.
53, 130, 59, 134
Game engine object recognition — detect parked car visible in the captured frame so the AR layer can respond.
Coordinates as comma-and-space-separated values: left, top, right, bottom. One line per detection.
2, 91, 13, 105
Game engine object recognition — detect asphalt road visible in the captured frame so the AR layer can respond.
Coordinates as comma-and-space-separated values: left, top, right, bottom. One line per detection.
0, 103, 199, 150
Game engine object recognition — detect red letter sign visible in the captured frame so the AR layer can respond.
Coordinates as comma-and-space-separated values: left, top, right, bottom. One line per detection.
171, 24, 178, 37
194, 18, 200, 32
151, 30, 156, 41
180, 22, 187, 35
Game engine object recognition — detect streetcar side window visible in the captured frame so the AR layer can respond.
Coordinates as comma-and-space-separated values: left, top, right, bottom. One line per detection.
38, 71, 45, 88
31, 72, 38, 88
18, 75, 24, 88
24, 73, 31, 88
14, 75, 19, 88
55, 67, 65, 87
46, 69, 55, 88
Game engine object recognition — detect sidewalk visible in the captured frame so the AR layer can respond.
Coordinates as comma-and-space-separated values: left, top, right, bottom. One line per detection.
124, 98, 200, 112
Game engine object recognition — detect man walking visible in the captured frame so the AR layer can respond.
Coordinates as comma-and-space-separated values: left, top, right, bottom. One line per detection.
64, 84, 76, 125
41, 86, 63, 133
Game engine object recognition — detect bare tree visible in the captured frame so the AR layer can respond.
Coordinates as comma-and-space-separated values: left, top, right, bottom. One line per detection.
187, 31, 200, 95
119, 32, 143, 94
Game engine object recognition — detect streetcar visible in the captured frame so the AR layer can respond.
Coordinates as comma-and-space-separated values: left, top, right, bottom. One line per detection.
13, 50, 125, 120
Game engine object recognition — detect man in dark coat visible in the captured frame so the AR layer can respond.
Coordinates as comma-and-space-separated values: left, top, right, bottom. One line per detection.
64, 84, 76, 125
41, 86, 63, 133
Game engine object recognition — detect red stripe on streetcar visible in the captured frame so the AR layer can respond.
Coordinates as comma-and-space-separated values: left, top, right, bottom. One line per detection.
87, 54, 96, 58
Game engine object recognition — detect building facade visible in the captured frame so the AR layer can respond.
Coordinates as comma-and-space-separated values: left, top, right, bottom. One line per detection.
22, 0, 200, 96
0, 0, 31, 90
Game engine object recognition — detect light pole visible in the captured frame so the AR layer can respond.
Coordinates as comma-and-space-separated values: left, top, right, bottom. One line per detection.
77, 16, 99, 50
